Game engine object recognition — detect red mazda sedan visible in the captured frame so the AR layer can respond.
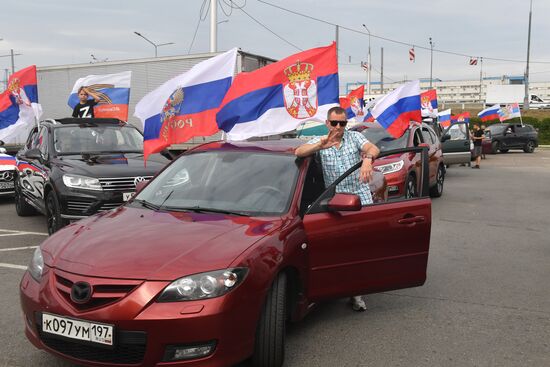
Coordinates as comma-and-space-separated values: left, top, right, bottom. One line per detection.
20, 139, 432, 367
355, 122, 445, 199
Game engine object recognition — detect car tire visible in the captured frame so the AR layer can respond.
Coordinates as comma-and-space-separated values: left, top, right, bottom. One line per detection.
46, 191, 67, 234
429, 165, 445, 198
523, 141, 535, 153
491, 141, 499, 154
14, 181, 36, 217
405, 174, 417, 199
252, 272, 287, 367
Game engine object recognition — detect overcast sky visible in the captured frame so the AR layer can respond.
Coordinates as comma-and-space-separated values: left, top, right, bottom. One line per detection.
2, 0, 549, 92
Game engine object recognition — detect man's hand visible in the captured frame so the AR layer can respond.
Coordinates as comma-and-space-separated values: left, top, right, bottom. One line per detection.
359, 159, 373, 183
319, 129, 339, 150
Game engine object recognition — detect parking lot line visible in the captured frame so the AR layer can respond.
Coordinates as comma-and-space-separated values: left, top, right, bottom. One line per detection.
0, 229, 48, 237
0, 246, 38, 252
0, 263, 27, 270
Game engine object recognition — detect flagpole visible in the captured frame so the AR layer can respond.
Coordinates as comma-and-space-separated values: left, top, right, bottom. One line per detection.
479, 57, 483, 105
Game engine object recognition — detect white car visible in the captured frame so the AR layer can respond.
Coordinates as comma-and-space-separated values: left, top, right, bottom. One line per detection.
0, 147, 16, 197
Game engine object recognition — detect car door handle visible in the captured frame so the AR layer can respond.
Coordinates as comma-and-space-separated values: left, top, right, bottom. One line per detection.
398, 216, 425, 225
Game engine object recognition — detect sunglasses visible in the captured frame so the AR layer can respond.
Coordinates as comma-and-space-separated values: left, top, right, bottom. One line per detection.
329, 120, 348, 127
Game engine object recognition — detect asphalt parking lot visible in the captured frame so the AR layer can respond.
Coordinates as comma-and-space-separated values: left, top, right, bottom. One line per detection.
1, 149, 549, 367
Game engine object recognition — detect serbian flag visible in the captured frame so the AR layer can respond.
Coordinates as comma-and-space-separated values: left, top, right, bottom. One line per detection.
438, 109, 451, 128
371, 80, 421, 138
216, 43, 339, 140
0, 65, 43, 144
498, 103, 521, 122
451, 112, 470, 124
68, 71, 131, 120
135, 48, 237, 161
420, 89, 438, 118
478, 105, 500, 122
340, 85, 365, 121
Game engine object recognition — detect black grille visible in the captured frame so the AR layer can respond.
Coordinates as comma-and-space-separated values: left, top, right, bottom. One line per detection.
99, 176, 153, 191
66, 198, 95, 214
39, 328, 147, 364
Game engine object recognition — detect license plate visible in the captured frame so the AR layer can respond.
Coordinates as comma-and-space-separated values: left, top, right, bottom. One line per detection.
122, 192, 134, 201
0, 181, 14, 189
42, 312, 114, 346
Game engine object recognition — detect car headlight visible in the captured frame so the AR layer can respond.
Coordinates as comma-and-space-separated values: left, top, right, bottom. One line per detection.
158, 268, 248, 302
62, 174, 102, 190
374, 160, 404, 174
28, 247, 44, 282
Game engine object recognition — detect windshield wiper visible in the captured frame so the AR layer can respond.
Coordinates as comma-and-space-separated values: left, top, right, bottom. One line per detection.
167, 206, 248, 216
134, 198, 160, 211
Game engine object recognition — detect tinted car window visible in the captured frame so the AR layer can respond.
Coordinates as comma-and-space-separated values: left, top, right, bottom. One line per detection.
53, 125, 143, 154
361, 128, 410, 152
135, 151, 299, 216
487, 125, 506, 134
447, 124, 469, 140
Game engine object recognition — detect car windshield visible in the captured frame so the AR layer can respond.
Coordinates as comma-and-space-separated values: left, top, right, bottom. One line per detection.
362, 128, 410, 151
134, 151, 300, 216
53, 125, 143, 154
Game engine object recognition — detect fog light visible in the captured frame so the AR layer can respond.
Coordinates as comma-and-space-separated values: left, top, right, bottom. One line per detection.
388, 185, 399, 194
163, 341, 217, 361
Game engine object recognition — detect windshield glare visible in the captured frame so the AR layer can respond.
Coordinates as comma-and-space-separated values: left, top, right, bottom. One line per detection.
362, 128, 409, 151
54, 125, 143, 154
135, 151, 299, 216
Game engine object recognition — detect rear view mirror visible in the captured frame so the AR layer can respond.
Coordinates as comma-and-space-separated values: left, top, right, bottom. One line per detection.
25, 148, 42, 160
441, 134, 451, 143
327, 193, 361, 211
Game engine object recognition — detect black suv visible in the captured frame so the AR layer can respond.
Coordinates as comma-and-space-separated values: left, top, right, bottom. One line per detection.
485, 123, 539, 153
14, 118, 169, 233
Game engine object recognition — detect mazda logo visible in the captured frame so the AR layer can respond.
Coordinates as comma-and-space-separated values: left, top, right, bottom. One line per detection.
70, 282, 92, 304
0, 171, 14, 182
134, 176, 145, 186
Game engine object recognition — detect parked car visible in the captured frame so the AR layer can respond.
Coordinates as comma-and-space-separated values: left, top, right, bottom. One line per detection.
0, 143, 16, 197
20, 139, 432, 367
14, 118, 170, 234
354, 122, 445, 198
484, 123, 539, 153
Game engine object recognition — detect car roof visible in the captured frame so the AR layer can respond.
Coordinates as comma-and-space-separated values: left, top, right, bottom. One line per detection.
42, 118, 127, 127
192, 139, 304, 154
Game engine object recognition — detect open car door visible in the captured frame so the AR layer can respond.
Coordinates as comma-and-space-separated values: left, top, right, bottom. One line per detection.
302, 146, 432, 301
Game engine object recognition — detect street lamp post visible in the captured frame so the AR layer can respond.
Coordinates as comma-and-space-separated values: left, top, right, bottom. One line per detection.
134, 31, 174, 57
429, 37, 434, 89
524, 0, 533, 110
362, 24, 372, 95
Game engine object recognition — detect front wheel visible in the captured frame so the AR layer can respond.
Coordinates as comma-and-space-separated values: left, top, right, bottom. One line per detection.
429, 165, 445, 198
14, 181, 36, 216
46, 191, 67, 234
523, 141, 535, 153
491, 141, 499, 154
252, 273, 287, 367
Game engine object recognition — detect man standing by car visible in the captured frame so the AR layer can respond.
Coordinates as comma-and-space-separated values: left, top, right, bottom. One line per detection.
471, 124, 485, 169
295, 106, 380, 311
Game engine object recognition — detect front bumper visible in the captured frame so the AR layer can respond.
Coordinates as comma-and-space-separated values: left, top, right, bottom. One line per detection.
20, 268, 260, 367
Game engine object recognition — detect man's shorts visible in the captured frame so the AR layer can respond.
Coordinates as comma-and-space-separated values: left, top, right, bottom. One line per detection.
473, 146, 482, 158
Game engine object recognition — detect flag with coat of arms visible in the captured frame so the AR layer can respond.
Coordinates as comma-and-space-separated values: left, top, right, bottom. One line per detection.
498, 103, 521, 122
339, 85, 366, 121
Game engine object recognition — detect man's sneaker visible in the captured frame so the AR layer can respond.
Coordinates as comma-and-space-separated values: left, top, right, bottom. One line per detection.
350, 296, 366, 312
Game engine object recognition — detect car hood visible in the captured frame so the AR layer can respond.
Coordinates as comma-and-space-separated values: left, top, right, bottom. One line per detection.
56, 153, 168, 177
41, 206, 282, 280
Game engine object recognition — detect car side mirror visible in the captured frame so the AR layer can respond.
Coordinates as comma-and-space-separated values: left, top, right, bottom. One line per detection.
135, 180, 149, 194
327, 193, 361, 211
25, 148, 43, 160
440, 134, 451, 143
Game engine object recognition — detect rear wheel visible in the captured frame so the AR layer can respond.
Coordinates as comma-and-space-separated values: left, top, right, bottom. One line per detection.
523, 140, 535, 153
252, 273, 287, 367
405, 174, 417, 199
46, 191, 67, 234
14, 181, 36, 216
429, 165, 445, 198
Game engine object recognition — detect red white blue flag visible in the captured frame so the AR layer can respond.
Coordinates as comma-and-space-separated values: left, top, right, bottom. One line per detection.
216, 43, 339, 141
371, 80, 421, 138
135, 48, 238, 162
438, 109, 451, 127
451, 112, 470, 124
340, 85, 366, 121
0, 65, 42, 144
420, 89, 438, 118
498, 103, 521, 122
68, 71, 132, 121
478, 105, 500, 122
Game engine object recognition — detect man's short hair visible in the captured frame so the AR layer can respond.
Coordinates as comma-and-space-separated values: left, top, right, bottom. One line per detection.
327, 106, 346, 119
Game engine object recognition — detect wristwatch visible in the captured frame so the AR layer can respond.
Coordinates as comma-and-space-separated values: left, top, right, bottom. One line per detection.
364, 154, 374, 163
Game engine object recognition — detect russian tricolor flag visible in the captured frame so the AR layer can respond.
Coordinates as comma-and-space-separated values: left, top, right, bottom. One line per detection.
478, 105, 500, 122
134, 48, 237, 161
68, 71, 131, 121
0, 65, 42, 144
340, 85, 365, 121
0, 153, 16, 169
438, 109, 451, 128
216, 43, 339, 141
371, 80, 421, 138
